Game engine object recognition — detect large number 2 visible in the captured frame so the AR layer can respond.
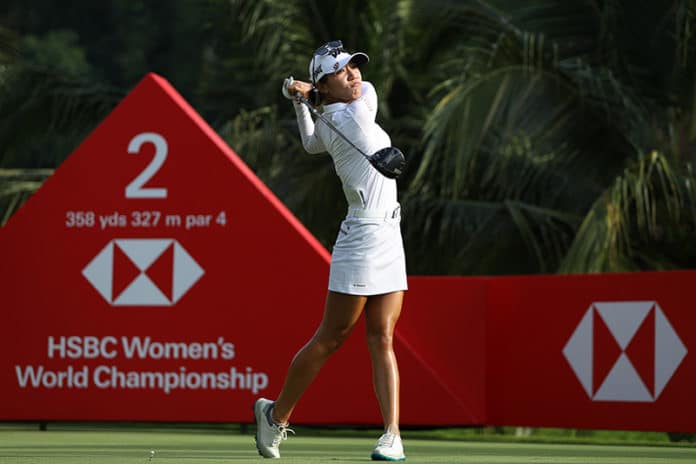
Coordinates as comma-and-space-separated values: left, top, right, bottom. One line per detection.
125, 132, 168, 199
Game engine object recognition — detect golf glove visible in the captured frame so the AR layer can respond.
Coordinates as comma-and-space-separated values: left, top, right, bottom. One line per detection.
281, 76, 295, 100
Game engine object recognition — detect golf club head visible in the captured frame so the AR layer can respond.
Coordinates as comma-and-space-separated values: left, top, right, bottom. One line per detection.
369, 147, 406, 179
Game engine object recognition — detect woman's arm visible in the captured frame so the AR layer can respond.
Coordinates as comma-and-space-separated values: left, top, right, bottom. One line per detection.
359, 81, 378, 117
350, 81, 379, 134
293, 101, 326, 154
284, 78, 326, 154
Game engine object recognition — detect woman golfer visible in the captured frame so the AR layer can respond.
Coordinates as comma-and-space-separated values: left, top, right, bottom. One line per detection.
253, 40, 407, 461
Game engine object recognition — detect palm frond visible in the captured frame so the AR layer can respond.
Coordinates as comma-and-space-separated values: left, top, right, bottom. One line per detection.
402, 193, 580, 274
560, 151, 696, 273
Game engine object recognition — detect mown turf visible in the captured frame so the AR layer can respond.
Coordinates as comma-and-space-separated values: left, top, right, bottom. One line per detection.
1, 426, 696, 464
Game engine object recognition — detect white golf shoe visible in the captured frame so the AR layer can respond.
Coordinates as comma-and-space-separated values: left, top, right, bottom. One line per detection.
253, 398, 294, 459
371, 432, 406, 461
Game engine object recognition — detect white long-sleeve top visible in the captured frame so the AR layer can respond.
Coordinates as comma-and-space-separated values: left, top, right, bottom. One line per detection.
292, 81, 398, 211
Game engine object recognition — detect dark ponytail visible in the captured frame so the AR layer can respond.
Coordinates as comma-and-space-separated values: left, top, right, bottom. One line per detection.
308, 87, 321, 106
309, 75, 328, 106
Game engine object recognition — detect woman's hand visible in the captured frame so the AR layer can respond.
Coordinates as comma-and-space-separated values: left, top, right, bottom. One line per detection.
282, 77, 313, 100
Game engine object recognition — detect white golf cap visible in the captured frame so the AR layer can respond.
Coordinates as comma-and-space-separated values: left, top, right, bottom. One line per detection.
309, 47, 369, 84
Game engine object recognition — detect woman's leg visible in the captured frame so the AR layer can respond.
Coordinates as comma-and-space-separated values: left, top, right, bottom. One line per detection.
272, 291, 368, 423
364, 291, 404, 434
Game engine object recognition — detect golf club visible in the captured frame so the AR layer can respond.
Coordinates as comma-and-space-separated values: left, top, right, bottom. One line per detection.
294, 92, 406, 179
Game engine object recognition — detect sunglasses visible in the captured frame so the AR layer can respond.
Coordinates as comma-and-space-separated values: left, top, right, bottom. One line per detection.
311, 40, 346, 85
314, 40, 345, 57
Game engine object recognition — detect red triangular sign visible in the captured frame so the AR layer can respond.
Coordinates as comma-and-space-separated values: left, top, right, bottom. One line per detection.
0, 73, 331, 421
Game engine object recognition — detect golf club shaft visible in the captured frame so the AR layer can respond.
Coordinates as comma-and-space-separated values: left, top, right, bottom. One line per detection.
295, 93, 371, 160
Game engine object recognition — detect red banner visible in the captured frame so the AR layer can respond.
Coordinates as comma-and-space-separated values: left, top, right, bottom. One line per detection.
486, 272, 694, 432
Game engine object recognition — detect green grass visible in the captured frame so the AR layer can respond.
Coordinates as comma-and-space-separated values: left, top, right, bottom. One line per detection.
1, 424, 696, 464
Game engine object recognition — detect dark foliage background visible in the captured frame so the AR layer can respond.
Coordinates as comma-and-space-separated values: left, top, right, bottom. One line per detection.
2, 0, 696, 275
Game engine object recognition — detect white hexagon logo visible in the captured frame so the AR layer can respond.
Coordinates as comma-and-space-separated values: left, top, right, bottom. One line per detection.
563, 301, 687, 402
82, 239, 204, 306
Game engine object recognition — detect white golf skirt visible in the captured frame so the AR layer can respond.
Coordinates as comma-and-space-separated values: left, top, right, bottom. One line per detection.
328, 205, 408, 296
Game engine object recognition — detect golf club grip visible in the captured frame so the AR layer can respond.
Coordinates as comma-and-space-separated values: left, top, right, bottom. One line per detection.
295, 93, 370, 160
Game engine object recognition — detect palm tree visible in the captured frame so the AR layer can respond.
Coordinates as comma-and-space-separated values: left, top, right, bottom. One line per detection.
403, 0, 696, 274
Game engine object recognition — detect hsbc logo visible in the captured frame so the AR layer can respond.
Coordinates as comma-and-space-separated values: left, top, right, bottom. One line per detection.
563, 301, 687, 402
82, 239, 204, 306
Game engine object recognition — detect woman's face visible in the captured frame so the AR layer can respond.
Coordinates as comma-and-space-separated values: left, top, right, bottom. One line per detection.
318, 62, 362, 103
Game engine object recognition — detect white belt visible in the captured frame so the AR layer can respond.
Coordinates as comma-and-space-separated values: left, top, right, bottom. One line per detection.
347, 205, 401, 219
